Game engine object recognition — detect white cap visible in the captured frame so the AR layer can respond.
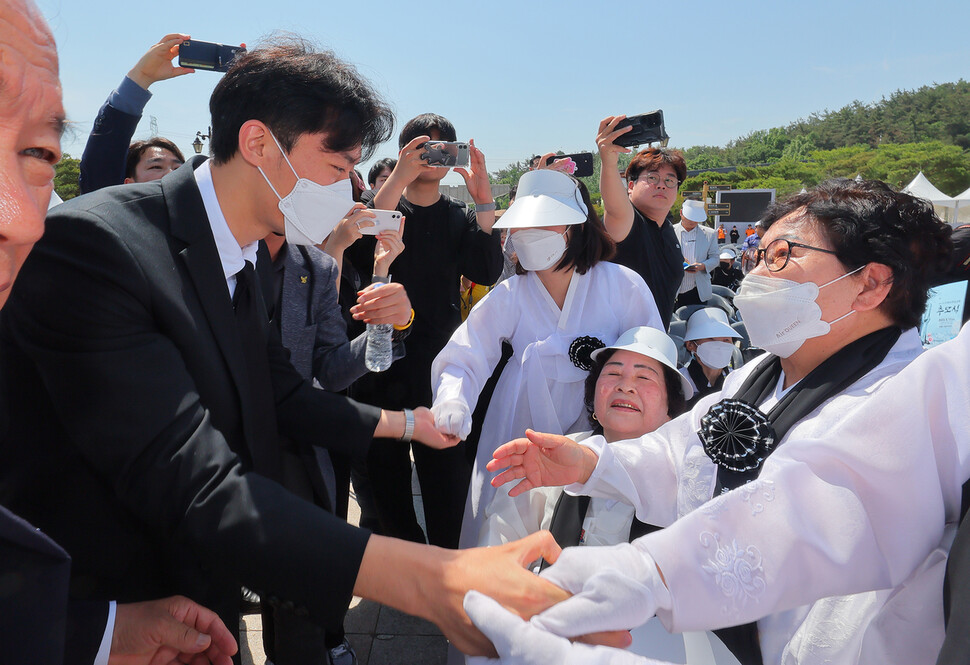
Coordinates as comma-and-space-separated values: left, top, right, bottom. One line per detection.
719, 250, 735, 260
684, 307, 741, 342
494, 170, 588, 229
591, 326, 694, 400
681, 199, 706, 223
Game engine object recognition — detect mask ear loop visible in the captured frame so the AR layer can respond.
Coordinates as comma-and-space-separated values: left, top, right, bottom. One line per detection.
820, 264, 867, 326
266, 130, 300, 180
256, 130, 300, 201
573, 182, 589, 217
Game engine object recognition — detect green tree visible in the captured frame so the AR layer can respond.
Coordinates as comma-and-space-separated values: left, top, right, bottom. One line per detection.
54, 153, 80, 201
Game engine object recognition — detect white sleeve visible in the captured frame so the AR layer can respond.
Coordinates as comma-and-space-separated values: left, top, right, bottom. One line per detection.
613, 266, 663, 332
478, 486, 560, 549
431, 283, 517, 410
640, 327, 970, 633
565, 391, 722, 528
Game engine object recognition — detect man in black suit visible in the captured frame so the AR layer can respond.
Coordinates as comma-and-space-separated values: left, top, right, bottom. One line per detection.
0, 2, 237, 662
0, 31, 567, 658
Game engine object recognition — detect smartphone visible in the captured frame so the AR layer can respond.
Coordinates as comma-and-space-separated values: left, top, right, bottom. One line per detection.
358, 209, 403, 236
542, 152, 594, 178
420, 141, 470, 168
178, 40, 246, 72
613, 110, 669, 148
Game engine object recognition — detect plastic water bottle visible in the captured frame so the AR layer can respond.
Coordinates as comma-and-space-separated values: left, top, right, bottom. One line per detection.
365, 323, 393, 372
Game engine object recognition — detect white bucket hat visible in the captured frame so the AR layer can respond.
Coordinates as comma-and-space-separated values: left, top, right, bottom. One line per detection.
591, 326, 694, 400
681, 199, 706, 223
719, 250, 735, 260
684, 307, 741, 341
494, 170, 588, 229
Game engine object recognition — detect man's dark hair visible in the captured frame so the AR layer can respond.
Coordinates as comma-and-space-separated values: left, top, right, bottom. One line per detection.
208, 36, 394, 164
398, 113, 456, 149
367, 157, 397, 186
624, 147, 687, 187
514, 177, 615, 276
583, 348, 687, 433
125, 137, 185, 179
761, 178, 953, 329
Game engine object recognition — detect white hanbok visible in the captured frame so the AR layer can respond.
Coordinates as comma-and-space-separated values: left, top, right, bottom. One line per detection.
481, 433, 740, 665
566, 327, 965, 664
432, 262, 662, 548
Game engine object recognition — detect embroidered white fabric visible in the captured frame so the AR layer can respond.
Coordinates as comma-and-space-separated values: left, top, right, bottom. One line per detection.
561, 327, 970, 664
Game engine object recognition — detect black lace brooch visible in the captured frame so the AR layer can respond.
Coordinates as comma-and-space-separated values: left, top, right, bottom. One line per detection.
569, 335, 605, 371
699, 399, 777, 472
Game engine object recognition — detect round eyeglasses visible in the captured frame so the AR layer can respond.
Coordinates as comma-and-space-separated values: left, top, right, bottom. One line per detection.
755, 238, 840, 272
637, 172, 679, 189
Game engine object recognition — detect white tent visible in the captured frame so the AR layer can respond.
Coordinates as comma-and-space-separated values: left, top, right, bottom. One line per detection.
954, 184, 970, 226
902, 171, 960, 224
902, 171, 956, 207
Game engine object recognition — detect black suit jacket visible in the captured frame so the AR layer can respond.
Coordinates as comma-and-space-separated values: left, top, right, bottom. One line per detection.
0, 505, 106, 665
0, 157, 381, 633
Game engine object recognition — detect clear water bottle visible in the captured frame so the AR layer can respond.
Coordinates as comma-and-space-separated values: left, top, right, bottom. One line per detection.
365, 323, 393, 372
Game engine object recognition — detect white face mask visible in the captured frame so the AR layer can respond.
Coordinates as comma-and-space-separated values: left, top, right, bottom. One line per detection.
511, 228, 569, 271
733, 267, 864, 358
694, 341, 736, 369
257, 131, 354, 246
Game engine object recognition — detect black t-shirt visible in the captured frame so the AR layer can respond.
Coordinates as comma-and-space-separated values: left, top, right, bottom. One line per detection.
611, 208, 684, 328
346, 193, 502, 409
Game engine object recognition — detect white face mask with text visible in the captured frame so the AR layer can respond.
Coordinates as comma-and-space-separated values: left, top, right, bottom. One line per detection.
733, 266, 863, 358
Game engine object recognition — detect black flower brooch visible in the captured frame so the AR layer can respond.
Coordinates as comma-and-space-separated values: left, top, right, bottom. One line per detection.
699, 399, 777, 472
569, 335, 605, 371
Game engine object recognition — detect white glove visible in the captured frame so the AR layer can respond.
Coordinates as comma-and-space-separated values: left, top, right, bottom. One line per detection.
534, 542, 671, 638
464, 591, 658, 665
431, 398, 472, 440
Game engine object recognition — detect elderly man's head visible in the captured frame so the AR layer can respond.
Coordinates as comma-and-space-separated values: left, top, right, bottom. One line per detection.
0, 0, 64, 307
758, 178, 952, 329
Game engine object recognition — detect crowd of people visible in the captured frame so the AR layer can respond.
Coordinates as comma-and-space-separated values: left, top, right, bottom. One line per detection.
2, 4, 970, 665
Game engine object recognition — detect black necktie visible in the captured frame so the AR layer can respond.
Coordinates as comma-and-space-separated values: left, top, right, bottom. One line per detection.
232, 262, 282, 480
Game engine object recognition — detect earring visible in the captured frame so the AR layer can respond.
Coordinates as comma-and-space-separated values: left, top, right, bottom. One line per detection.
591, 413, 598, 421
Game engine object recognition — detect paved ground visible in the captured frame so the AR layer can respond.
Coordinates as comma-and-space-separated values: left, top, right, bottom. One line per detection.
239, 465, 450, 665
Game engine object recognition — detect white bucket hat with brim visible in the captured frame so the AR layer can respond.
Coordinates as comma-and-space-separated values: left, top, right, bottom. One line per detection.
681, 199, 706, 223
591, 326, 694, 400
684, 307, 741, 341
719, 250, 735, 260
494, 169, 588, 229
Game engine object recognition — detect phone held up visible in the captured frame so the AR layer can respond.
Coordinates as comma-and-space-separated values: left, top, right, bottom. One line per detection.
178, 40, 246, 72
420, 141, 470, 168
542, 152, 594, 178
358, 210, 403, 236
612, 110, 670, 148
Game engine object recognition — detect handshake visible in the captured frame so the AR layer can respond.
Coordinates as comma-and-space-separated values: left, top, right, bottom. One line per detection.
461, 538, 673, 665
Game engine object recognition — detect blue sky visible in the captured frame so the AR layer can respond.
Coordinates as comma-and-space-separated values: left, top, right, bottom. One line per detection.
38, 0, 970, 185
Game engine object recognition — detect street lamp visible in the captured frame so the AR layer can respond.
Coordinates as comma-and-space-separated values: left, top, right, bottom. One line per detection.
193, 126, 212, 155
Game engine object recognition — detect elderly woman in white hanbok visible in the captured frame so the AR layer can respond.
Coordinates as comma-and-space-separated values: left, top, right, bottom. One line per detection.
483, 179, 955, 664
480, 327, 745, 664
431, 169, 662, 549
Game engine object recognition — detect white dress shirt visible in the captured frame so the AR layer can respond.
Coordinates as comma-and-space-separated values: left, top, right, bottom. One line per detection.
194, 159, 260, 298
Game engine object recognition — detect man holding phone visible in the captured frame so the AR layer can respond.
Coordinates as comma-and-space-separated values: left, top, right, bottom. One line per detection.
673, 199, 720, 309
79, 33, 193, 194
349, 113, 502, 549
596, 116, 687, 327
